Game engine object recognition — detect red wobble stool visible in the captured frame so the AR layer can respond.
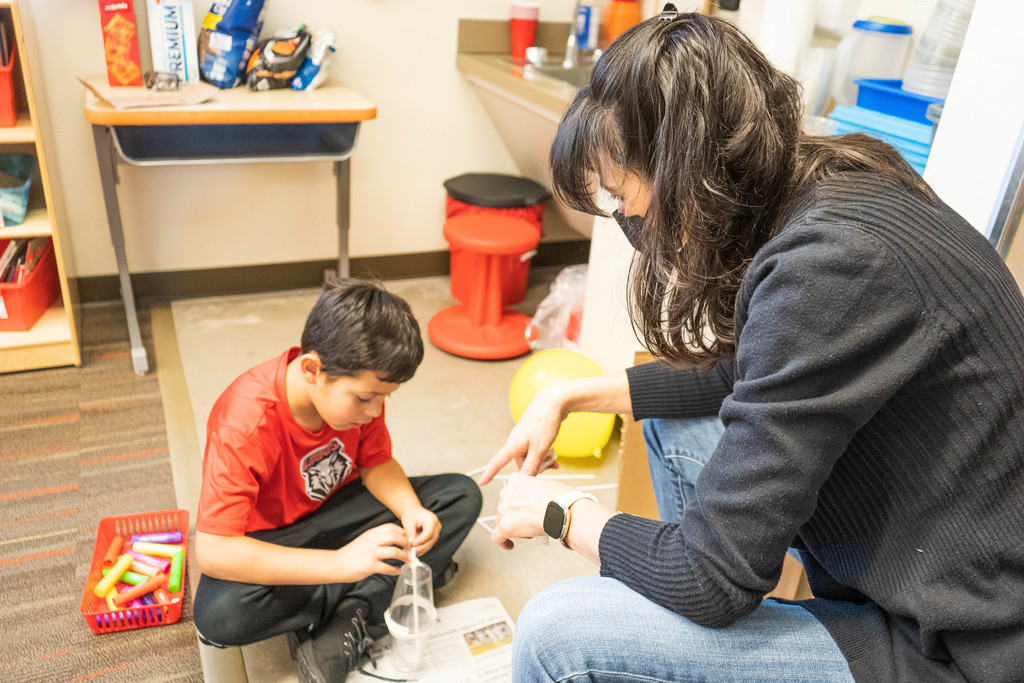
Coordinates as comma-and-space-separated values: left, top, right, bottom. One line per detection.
429, 214, 541, 360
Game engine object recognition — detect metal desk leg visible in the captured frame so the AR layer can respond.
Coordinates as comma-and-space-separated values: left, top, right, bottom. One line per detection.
334, 158, 351, 278
92, 124, 150, 375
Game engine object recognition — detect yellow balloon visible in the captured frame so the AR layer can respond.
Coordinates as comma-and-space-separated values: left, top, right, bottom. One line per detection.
509, 349, 617, 457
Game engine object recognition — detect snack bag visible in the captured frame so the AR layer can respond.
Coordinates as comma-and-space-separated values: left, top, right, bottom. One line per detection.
198, 0, 267, 89
292, 28, 336, 90
245, 26, 311, 91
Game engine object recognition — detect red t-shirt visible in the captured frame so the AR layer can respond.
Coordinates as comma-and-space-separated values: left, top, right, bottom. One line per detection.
196, 347, 393, 536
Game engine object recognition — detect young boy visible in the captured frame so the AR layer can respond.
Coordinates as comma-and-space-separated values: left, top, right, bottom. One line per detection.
193, 278, 482, 682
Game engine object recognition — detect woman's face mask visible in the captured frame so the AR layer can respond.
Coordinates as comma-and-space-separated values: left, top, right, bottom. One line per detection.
602, 165, 651, 251
612, 210, 644, 250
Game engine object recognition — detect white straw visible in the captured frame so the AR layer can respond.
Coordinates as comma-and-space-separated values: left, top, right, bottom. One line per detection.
410, 547, 420, 637
578, 483, 619, 492
493, 473, 596, 480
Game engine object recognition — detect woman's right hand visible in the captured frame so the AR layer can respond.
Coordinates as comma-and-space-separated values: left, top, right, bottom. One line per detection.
478, 384, 568, 485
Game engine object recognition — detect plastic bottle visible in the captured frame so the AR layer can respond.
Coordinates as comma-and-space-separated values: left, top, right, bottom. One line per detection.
574, 4, 604, 51
829, 19, 913, 106
604, 0, 642, 47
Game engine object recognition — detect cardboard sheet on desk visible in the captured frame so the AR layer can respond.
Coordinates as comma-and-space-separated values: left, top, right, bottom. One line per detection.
78, 76, 218, 109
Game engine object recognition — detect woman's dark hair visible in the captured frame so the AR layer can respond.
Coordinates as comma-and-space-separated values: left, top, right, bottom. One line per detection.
301, 277, 424, 383
551, 12, 930, 369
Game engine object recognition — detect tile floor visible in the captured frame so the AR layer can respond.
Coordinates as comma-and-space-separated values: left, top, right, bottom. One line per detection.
152, 268, 624, 682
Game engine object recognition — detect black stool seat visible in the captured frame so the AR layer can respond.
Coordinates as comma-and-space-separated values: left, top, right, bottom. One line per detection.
443, 173, 550, 208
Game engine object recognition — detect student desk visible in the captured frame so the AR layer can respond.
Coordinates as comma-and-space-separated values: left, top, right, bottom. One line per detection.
84, 76, 377, 374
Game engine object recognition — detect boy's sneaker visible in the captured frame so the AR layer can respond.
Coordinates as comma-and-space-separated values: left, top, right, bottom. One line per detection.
287, 597, 378, 683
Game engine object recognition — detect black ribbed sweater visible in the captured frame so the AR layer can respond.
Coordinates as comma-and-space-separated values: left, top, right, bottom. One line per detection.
604, 173, 1024, 682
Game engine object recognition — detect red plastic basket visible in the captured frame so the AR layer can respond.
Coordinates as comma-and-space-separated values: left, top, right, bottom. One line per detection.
80, 509, 189, 634
0, 42, 18, 128
0, 238, 60, 331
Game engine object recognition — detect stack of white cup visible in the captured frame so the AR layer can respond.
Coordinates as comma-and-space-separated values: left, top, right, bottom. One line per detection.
901, 0, 976, 100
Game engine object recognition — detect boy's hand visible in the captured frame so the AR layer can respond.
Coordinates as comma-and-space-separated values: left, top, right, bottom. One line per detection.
335, 523, 409, 582
401, 506, 441, 556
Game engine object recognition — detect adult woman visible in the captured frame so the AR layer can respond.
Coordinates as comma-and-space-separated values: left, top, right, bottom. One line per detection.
478, 7, 1024, 682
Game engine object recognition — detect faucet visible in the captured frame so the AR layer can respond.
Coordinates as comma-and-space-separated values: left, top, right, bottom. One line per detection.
563, 0, 584, 68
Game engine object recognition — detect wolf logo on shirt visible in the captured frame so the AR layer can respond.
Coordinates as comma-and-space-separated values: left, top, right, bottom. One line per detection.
300, 438, 353, 501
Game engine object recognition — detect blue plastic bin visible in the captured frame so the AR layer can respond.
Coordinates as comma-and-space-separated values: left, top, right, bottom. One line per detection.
829, 105, 934, 175
854, 79, 944, 126
0, 154, 35, 227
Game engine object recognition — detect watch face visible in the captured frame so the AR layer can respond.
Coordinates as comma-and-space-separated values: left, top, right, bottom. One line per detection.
543, 501, 566, 539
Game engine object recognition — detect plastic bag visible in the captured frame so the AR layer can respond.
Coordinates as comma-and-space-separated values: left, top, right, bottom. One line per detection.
198, 0, 268, 89
525, 264, 587, 351
245, 25, 311, 91
292, 28, 336, 90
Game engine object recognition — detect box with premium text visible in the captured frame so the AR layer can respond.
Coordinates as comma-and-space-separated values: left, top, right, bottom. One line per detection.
146, 0, 200, 83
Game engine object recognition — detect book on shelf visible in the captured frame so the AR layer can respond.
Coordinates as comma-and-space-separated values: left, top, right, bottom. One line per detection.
0, 236, 49, 284
0, 18, 10, 68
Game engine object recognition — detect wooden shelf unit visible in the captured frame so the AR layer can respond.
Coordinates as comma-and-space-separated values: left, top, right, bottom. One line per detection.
0, 0, 79, 373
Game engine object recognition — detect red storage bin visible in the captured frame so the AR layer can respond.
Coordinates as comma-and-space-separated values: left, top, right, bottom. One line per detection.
79, 509, 189, 634
0, 238, 60, 331
443, 174, 549, 306
0, 42, 18, 127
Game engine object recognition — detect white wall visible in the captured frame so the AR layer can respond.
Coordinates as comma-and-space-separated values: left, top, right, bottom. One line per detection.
20, 0, 579, 277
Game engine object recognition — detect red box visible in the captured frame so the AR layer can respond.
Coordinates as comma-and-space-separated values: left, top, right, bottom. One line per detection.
79, 509, 189, 634
98, 0, 143, 87
0, 238, 60, 331
0, 42, 17, 127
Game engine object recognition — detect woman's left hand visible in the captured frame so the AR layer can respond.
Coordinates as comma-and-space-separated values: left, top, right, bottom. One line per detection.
401, 506, 441, 555
492, 472, 573, 550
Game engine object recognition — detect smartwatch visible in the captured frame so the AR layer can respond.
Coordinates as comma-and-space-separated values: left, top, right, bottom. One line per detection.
543, 490, 598, 548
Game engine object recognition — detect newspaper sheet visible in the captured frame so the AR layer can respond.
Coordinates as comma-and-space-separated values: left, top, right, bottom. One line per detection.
350, 597, 514, 683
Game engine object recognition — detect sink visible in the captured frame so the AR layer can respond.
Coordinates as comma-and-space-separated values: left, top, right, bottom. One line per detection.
458, 54, 598, 237
524, 62, 594, 88
500, 58, 595, 89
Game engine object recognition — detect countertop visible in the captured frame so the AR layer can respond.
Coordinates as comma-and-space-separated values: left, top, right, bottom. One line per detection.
455, 53, 580, 122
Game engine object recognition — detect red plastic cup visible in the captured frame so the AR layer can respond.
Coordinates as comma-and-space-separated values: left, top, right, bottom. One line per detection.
510, 3, 540, 60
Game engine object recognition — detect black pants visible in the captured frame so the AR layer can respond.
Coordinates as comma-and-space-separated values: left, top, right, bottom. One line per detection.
193, 473, 482, 647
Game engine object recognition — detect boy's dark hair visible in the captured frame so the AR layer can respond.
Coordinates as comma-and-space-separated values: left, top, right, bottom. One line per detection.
300, 277, 424, 383
550, 12, 930, 370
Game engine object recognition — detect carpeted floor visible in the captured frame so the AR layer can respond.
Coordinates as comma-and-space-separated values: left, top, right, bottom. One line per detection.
0, 303, 202, 683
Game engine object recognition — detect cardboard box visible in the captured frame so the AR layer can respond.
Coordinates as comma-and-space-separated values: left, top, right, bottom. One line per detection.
615, 350, 660, 519
615, 350, 812, 600
98, 0, 143, 87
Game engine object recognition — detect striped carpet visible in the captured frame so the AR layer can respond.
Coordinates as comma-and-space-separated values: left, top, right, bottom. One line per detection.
0, 303, 202, 682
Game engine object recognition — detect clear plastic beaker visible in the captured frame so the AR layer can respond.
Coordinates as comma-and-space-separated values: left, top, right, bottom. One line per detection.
384, 556, 437, 673
901, 0, 976, 100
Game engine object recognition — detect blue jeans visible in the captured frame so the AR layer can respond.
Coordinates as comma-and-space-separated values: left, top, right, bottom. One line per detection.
643, 415, 725, 522
511, 418, 854, 682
